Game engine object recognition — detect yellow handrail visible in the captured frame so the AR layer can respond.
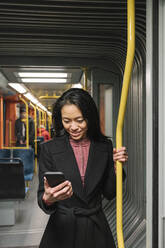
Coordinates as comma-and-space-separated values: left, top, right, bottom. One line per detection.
0, 96, 3, 149
48, 114, 52, 137
19, 95, 29, 149
30, 102, 38, 174
116, 0, 135, 247
9, 120, 12, 147
44, 111, 47, 128
82, 67, 87, 90
38, 108, 42, 136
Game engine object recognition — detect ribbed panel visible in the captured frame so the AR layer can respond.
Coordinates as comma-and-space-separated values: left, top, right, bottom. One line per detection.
103, 45, 146, 248
0, 0, 145, 73
0, 1, 146, 247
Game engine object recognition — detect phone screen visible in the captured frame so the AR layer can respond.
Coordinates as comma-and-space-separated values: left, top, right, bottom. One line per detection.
44, 171, 65, 187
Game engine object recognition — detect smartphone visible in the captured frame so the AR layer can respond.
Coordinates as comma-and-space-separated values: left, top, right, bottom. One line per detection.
44, 171, 66, 187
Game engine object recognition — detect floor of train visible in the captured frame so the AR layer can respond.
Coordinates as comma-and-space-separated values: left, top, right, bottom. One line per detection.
0, 174, 49, 248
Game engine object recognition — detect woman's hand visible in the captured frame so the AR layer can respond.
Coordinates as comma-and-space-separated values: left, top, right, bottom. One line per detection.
43, 178, 73, 205
113, 147, 128, 172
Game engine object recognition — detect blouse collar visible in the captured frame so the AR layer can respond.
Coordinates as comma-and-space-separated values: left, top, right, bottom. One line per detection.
69, 137, 90, 147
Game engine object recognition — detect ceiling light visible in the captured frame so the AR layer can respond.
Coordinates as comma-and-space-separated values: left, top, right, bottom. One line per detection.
18, 72, 68, 78
71, 83, 83, 89
24, 92, 39, 104
8, 83, 27, 94
47, 111, 52, 116
36, 102, 47, 111
21, 78, 67, 83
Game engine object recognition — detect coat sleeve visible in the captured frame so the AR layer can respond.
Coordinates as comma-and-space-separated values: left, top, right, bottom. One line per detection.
37, 142, 58, 214
29, 118, 35, 144
15, 119, 22, 142
101, 140, 117, 201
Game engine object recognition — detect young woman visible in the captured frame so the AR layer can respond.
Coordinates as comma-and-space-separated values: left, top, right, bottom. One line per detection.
37, 88, 128, 248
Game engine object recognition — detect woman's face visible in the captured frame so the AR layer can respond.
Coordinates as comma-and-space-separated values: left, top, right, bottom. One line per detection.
61, 104, 88, 140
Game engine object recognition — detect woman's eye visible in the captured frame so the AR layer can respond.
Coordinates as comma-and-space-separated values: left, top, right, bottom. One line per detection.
63, 120, 70, 124
77, 119, 84, 123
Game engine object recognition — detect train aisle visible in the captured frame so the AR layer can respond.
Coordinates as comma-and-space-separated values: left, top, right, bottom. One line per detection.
0, 174, 49, 248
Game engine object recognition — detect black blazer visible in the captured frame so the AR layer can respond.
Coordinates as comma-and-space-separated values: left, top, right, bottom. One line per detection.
38, 135, 116, 248
15, 117, 35, 146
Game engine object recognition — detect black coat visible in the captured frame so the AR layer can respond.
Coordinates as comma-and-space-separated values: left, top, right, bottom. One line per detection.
15, 117, 35, 146
38, 135, 116, 248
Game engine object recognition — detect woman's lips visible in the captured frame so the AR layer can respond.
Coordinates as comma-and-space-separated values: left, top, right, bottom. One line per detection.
70, 132, 81, 137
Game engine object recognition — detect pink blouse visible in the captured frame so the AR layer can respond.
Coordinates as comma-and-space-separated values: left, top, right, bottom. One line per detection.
70, 138, 90, 185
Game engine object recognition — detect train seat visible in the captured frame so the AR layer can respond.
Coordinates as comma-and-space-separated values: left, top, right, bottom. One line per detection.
0, 158, 25, 200
0, 148, 35, 181
0, 158, 25, 226
0, 149, 11, 158
13, 148, 34, 181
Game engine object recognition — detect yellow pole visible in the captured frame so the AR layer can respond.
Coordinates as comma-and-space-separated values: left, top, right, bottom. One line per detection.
41, 110, 45, 126
82, 67, 87, 90
44, 112, 47, 128
48, 114, 52, 137
30, 102, 38, 174
9, 120, 12, 147
38, 108, 42, 136
116, 0, 135, 247
19, 95, 29, 149
0, 96, 3, 149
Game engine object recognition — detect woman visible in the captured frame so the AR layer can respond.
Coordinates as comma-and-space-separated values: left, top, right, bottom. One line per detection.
37, 124, 51, 141
38, 88, 128, 248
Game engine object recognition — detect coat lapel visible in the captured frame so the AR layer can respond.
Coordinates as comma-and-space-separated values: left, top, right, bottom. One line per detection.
50, 136, 85, 201
50, 136, 109, 202
84, 141, 108, 198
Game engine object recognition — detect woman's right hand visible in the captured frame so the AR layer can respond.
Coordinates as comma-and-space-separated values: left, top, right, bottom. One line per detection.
43, 177, 73, 204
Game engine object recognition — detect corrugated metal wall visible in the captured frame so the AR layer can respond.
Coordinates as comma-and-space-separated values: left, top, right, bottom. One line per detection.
0, 1, 146, 247
101, 46, 146, 247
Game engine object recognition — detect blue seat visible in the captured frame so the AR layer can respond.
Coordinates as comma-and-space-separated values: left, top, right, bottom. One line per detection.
0, 149, 11, 159
13, 149, 34, 181
0, 158, 25, 199
37, 136, 44, 143
0, 148, 34, 181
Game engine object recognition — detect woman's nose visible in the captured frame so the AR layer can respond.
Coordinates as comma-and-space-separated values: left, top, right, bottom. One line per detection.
70, 122, 78, 130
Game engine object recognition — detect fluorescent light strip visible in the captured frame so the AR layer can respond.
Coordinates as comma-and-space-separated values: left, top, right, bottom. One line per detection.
21, 78, 67, 83
8, 83, 49, 112
18, 72, 68, 78
24, 92, 39, 104
37, 102, 47, 111
71, 83, 83, 89
47, 111, 52, 116
8, 83, 27, 94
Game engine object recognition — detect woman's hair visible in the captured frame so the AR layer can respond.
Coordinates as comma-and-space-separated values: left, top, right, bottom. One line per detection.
52, 88, 108, 142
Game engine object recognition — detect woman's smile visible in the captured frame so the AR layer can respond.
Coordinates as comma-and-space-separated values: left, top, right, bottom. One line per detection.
61, 104, 88, 140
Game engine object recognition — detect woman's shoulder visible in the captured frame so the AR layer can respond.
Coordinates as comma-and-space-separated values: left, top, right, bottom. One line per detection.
40, 135, 67, 150
94, 138, 113, 151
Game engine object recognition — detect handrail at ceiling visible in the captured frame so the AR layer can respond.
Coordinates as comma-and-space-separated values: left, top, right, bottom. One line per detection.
116, 0, 135, 247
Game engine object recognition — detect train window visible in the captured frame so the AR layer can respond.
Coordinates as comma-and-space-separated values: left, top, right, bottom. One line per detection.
99, 84, 113, 138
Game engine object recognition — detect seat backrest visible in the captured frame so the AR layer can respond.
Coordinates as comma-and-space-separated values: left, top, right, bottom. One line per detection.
13, 149, 34, 181
0, 158, 25, 199
37, 136, 44, 158
0, 149, 11, 159
37, 136, 44, 142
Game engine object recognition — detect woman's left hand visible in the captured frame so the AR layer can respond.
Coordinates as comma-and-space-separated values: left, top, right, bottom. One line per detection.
113, 147, 128, 172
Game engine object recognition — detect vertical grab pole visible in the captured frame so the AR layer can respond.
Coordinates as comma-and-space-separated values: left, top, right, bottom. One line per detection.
0, 95, 3, 149
48, 114, 52, 137
19, 95, 29, 149
9, 120, 12, 147
83, 67, 87, 90
116, 0, 135, 247
30, 102, 38, 174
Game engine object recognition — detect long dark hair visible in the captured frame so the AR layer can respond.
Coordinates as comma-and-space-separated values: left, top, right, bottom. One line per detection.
52, 88, 108, 142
